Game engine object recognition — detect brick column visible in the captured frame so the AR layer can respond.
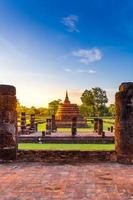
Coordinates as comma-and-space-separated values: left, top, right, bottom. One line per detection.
46, 119, 52, 135
94, 118, 98, 132
20, 112, 26, 134
115, 82, 133, 164
0, 85, 17, 160
30, 114, 35, 132
51, 115, 57, 132
71, 117, 77, 137
98, 119, 103, 135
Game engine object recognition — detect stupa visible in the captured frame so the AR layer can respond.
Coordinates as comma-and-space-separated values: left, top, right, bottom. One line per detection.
55, 91, 88, 128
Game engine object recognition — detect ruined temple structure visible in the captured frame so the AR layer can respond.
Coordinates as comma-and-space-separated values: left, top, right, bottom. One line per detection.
20, 112, 26, 134
55, 91, 87, 128
94, 118, 103, 135
115, 82, 133, 164
71, 117, 77, 137
30, 114, 36, 132
0, 85, 17, 160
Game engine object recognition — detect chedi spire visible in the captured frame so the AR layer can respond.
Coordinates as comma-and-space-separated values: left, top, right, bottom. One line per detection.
64, 90, 70, 104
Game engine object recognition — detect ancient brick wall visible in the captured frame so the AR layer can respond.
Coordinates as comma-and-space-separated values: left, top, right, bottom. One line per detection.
115, 82, 133, 164
17, 150, 116, 163
18, 136, 115, 144
0, 85, 17, 160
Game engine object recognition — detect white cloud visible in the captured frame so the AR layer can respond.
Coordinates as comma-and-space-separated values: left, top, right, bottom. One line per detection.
72, 48, 102, 64
76, 69, 96, 74
61, 15, 79, 32
65, 68, 96, 74
65, 68, 72, 72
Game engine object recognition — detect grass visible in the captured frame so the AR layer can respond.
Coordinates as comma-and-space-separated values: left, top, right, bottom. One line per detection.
37, 121, 114, 132
18, 143, 115, 151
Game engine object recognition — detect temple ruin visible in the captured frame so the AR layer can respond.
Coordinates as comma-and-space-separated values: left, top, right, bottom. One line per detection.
0, 85, 17, 160
55, 91, 88, 128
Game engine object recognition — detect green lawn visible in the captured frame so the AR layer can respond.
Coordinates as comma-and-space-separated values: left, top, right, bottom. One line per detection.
37, 122, 114, 132
18, 143, 115, 151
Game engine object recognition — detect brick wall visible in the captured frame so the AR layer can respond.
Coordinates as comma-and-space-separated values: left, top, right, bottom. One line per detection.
17, 150, 116, 163
18, 136, 114, 144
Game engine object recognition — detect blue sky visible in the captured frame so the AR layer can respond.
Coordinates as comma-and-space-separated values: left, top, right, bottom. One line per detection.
0, 0, 133, 107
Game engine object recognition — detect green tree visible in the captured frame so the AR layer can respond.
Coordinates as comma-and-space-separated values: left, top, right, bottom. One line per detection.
80, 104, 94, 117
108, 104, 115, 117
81, 90, 95, 106
48, 99, 62, 115
81, 87, 108, 116
92, 87, 108, 109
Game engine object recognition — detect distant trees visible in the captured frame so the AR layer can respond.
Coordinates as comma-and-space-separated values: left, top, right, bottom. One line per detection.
48, 99, 62, 115
16, 100, 49, 120
108, 104, 115, 117
80, 87, 108, 117
16, 98, 62, 121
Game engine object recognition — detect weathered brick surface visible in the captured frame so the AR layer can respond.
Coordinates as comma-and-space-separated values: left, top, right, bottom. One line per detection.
0, 85, 17, 160
17, 150, 116, 163
0, 162, 133, 200
18, 136, 115, 144
115, 82, 133, 164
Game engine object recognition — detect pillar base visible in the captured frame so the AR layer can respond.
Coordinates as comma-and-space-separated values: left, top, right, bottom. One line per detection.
117, 154, 133, 164
0, 148, 17, 161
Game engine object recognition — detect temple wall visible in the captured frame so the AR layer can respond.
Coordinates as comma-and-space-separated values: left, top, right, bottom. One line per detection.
0, 85, 17, 160
17, 150, 116, 163
115, 82, 133, 164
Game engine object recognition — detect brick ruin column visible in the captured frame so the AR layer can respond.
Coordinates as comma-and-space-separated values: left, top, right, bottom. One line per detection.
94, 118, 103, 135
30, 114, 36, 132
94, 118, 98, 132
51, 115, 57, 132
110, 126, 114, 133
71, 117, 77, 137
98, 119, 103, 135
115, 82, 133, 164
20, 112, 26, 134
46, 119, 52, 135
0, 85, 17, 160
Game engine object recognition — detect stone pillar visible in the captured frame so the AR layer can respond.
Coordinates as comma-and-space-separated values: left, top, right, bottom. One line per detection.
51, 115, 57, 132
98, 119, 103, 135
0, 85, 17, 160
71, 117, 77, 137
94, 118, 98, 132
30, 114, 35, 132
115, 82, 133, 164
35, 123, 38, 132
20, 112, 26, 134
111, 126, 114, 133
46, 119, 52, 135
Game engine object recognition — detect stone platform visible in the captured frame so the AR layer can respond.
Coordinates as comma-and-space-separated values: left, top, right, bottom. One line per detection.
0, 162, 133, 200
19, 131, 114, 144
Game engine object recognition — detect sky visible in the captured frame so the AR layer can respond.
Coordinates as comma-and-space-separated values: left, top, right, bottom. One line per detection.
0, 0, 133, 107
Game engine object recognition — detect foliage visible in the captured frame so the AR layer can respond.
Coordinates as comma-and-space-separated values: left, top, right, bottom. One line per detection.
79, 104, 94, 117
16, 100, 49, 119
48, 99, 62, 115
81, 87, 108, 116
108, 104, 115, 116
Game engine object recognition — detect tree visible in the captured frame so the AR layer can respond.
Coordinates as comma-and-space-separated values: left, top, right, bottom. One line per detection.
48, 99, 62, 115
79, 104, 94, 117
81, 90, 95, 106
108, 104, 115, 117
92, 87, 108, 109
81, 87, 108, 116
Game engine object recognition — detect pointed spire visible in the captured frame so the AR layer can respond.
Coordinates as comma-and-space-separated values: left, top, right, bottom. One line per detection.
66, 90, 68, 99
64, 90, 70, 104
